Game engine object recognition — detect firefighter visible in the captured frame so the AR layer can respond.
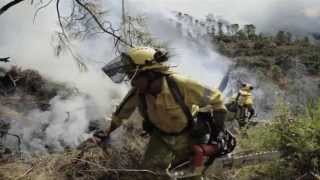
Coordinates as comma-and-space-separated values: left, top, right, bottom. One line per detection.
95, 47, 227, 180
226, 83, 255, 128
237, 83, 255, 120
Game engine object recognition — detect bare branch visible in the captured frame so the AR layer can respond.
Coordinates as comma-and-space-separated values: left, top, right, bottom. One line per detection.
72, 158, 163, 176
74, 13, 87, 21
56, 33, 88, 71
0, 0, 25, 16
15, 166, 33, 180
33, 0, 55, 23
56, 0, 68, 39
73, 0, 133, 47
0, 57, 10, 63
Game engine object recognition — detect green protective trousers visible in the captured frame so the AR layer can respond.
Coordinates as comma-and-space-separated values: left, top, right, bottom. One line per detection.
141, 131, 203, 180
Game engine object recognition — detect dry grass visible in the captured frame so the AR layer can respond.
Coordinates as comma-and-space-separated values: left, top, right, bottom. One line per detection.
0, 119, 153, 180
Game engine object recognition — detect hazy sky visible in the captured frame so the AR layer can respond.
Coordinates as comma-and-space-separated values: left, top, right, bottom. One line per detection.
1, 0, 319, 33
129, 0, 320, 34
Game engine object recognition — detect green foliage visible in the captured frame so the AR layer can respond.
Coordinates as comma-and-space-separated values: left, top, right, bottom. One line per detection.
301, 54, 320, 75
238, 124, 279, 151
213, 26, 320, 85
236, 57, 272, 70
237, 101, 320, 179
271, 65, 282, 81
273, 101, 320, 175
253, 41, 265, 50
216, 35, 233, 43
236, 30, 248, 40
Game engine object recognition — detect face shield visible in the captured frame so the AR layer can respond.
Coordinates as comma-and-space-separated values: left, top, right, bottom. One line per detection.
102, 54, 135, 83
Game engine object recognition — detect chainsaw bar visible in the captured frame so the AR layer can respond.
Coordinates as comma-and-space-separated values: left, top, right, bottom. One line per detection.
167, 150, 281, 179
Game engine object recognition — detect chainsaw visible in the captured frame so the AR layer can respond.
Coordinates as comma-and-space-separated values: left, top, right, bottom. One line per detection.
166, 129, 280, 179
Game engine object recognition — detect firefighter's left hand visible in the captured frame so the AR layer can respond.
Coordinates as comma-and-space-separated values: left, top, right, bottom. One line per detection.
89, 130, 110, 145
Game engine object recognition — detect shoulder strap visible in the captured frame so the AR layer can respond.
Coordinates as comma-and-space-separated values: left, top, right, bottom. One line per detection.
165, 75, 194, 129
138, 93, 149, 120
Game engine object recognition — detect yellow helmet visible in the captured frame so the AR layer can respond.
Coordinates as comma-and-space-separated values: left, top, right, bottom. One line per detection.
102, 47, 170, 83
239, 83, 253, 94
127, 47, 156, 65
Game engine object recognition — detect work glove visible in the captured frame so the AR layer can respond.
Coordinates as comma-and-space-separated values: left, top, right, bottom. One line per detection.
142, 119, 154, 135
91, 130, 111, 145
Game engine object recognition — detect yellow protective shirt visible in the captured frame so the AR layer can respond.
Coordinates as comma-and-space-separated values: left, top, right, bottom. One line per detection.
110, 73, 226, 134
238, 90, 253, 107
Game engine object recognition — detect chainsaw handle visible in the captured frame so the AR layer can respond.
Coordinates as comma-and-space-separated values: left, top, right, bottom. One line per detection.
215, 130, 237, 156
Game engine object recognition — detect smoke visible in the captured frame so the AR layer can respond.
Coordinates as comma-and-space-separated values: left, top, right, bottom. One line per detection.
126, 1, 231, 87
0, 1, 127, 153
11, 95, 92, 152
131, 0, 320, 35
1, 0, 289, 154
223, 68, 282, 120
253, 0, 320, 35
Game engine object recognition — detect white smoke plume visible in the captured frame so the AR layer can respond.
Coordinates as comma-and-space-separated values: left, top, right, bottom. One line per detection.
126, 0, 231, 87
0, 0, 127, 153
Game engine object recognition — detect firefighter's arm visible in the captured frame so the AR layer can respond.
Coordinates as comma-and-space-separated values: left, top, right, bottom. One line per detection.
180, 77, 226, 112
106, 88, 138, 136
179, 77, 227, 135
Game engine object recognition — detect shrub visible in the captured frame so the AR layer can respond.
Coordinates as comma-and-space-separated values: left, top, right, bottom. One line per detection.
301, 54, 320, 75
271, 65, 282, 81
236, 101, 320, 179
272, 100, 320, 176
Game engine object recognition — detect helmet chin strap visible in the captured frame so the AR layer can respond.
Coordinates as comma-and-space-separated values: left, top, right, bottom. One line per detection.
125, 65, 140, 82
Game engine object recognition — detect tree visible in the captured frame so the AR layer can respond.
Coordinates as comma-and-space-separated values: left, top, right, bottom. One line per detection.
286, 32, 292, 43
2, 0, 132, 46
207, 25, 215, 36
205, 13, 215, 23
276, 31, 287, 45
243, 24, 256, 39
1, 0, 138, 70
218, 21, 223, 36
236, 29, 247, 40
303, 36, 310, 44
177, 12, 183, 20
231, 24, 239, 35
225, 24, 231, 35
